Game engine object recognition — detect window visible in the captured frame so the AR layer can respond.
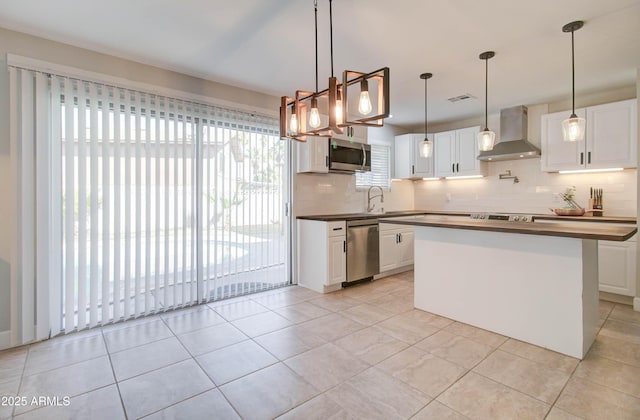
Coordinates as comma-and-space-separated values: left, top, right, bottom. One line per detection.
355, 144, 391, 189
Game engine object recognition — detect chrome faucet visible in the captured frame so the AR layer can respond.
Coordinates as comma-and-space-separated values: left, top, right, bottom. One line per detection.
367, 186, 384, 213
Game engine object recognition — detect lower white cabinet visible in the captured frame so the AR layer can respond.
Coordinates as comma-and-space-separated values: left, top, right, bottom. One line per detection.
379, 222, 414, 272
297, 219, 346, 293
599, 234, 637, 296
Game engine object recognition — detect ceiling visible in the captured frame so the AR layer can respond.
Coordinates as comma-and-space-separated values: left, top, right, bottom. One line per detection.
1, 0, 639, 130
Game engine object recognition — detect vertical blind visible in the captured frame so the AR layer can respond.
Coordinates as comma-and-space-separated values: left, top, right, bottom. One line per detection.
355, 144, 391, 189
9, 64, 289, 342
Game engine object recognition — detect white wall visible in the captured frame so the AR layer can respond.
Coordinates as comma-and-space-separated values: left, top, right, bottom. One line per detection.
293, 123, 414, 217
0, 27, 280, 335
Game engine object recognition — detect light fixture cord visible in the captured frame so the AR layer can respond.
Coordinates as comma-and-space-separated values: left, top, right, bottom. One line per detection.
484, 57, 488, 129
314, 0, 318, 93
424, 77, 428, 136
329, 0, 334, 78
571, 29, 575, 115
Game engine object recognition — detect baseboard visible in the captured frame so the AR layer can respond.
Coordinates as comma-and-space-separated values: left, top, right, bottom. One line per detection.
0, 330, 11, 351
599, 291, 634, 306
634, 297, 640, 312
374, 265, 413, 280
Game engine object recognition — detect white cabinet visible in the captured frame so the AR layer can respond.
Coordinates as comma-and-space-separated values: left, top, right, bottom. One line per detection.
394, 133, 434, 178
297, 137, 328, 173
297, 220, 346, 292
328, 235, 347, 286
434, 126, 486, 177
599, 234, 637, 296
379, 222, 414, 272
541, 99, 637, 172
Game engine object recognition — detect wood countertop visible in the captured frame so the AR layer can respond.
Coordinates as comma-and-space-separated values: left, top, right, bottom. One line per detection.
297, 210, 635, 224
378, 215, 637, 241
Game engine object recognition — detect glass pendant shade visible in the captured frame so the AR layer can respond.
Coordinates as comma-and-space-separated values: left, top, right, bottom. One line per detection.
419, 138, 433, 158
309, 97, 321, 128
562, 114, 586, 142
478, 129, 496, 151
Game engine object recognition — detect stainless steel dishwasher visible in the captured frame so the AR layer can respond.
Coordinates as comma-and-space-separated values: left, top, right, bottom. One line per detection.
346, 219, 380, 284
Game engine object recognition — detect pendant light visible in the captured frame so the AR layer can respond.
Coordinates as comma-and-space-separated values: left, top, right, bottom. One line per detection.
561, 20, 585, 142
419, 73, 433, 158
279, 0, 391, 141
308, 0, 321, 129
478, 51, 496, 152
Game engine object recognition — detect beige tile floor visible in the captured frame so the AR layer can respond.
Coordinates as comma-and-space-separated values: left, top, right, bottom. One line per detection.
2, 271, 640, 419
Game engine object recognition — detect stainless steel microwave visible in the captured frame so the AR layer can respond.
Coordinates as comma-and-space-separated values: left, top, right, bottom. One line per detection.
328, 138, 371, 173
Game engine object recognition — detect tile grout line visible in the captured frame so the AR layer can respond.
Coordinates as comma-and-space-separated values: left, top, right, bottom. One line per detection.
101, 327, 130, 420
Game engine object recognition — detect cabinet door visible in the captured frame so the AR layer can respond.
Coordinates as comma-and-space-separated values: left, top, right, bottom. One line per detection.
456, 126, 481, 175
379, 229, 400, 272
599, 240, 637, 296
541, 109, 586, 172
397, 229, 414, 267
587, 99, 637, 169
297, 137, 329, 173
434, 130, 456, 177
413, 134, 434, 178
327, 235, 346, 285
394, 134, 413, 179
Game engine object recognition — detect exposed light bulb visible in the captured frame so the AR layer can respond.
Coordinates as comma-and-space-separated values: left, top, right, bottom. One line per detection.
358, 79, 372, 115
477, 129, 495, 152
309, 97, 321, 129
335, 97, 343, 125
289, 113, 298, 135
419, 139, 432, 158
562, 115, 585, 142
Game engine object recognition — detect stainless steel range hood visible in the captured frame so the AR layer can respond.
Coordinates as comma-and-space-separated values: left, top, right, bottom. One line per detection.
477, 105, 541, 161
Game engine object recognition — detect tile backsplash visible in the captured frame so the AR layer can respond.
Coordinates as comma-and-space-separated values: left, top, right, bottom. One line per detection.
414, 158, 637, 217
294, 173, 415, 216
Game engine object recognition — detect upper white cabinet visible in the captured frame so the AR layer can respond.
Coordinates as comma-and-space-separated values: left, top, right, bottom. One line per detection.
541, 99, 637, 172
297, 137, 328, 173
394, 133, 434, 178
434, 126, 487, 177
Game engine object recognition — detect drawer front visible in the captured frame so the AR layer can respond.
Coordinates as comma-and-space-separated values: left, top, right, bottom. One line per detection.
327, 221, 346, 237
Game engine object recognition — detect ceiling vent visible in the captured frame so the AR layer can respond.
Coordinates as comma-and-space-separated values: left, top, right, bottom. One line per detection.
447, 93, 476, 103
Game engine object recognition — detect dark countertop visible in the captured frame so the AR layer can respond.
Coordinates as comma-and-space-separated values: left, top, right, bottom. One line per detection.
297, 210, 636, 224
296, 210, 465, 221
378, 215, 637, 242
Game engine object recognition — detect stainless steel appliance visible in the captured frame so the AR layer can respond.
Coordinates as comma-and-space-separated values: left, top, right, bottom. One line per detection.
470, 213, 535, 222
328, 139, 371, 173
477, 105, 541, 161
346, 219, 379, 284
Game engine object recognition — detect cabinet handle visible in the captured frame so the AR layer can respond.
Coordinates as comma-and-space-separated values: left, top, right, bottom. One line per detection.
343, 241, 346, 252
412, 165, 415, 174
456, 163, 459, 172
399, 233, 402, 243
452, 163, 455, 173
332, 227, 342, 231
326, 155, 329, 168
396, 233, 399, 243
580, 152, 584, 165
588, 151, 591, 164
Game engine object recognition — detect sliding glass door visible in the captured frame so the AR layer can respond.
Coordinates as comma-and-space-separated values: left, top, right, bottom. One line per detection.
54, 76, 290, 333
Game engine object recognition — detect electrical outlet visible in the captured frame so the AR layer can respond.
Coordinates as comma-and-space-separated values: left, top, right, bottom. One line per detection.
446, 193, 452, 202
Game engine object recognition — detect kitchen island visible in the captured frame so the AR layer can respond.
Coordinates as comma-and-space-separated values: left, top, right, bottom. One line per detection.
378, 215, 637, 359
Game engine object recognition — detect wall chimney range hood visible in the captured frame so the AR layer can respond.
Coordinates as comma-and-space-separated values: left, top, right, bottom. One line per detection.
477, 105, 541, 161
